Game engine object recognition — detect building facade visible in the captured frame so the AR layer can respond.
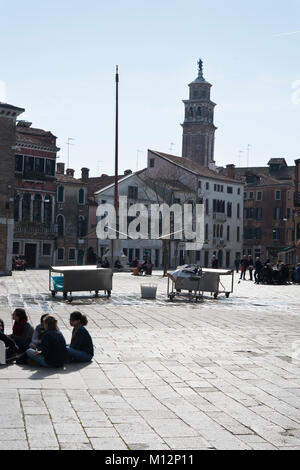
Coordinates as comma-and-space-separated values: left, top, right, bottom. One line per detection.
294, 159, 300, 263
219, 159, 295, 262
146, 150, 244, 268
13, 121, 59, 268
55, 164, 89, 266
0, 102, 24, 275
182, 60, 217, 168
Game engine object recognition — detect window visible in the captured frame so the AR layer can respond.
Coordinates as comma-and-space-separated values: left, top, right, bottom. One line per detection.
227, 202, 232, 217
69, 248, 76, 260
237, 203, 240, 219
227, 187, 233, 194
287, 208, 291, 219
57, 215, 64, 236
249, 192, 254, 200
244, 192, 247, 200
24, 156, 34, 173
237, 226, 240, 242
150, 159, 155, 168
128, 186, 138, 199
206, 182, 209, 190
57, 248, 64, 260
205, 199, 209, 215
256, 191, 262, 201
78, 216, 87, 237
78, 188, 85, 204
45, 159, 55, 176
35, 158, 45, 174
57, 186, 64, 203
43, 244, 51, 256
238, 188, 241, 195
273, 207, 281, 220
198, 180, 202, 189
287, 191, 291, 200
13, 242, 19, 255
227, 226, 230, 241
214, 184, 217, 191
275, 190, 281, 201
15, 155, 23, 172
205, 224, 209, 240
272, 228, 281, 240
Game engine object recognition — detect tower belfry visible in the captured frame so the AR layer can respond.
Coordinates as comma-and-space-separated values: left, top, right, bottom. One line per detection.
181, 59, 217, 167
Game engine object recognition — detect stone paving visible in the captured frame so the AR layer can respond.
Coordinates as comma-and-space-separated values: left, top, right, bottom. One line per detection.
0, 270, 300, 450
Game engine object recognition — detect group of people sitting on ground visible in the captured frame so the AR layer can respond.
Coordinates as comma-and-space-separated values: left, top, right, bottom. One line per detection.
235, 255, 300, 285
12, 253, 26, 271
131, 258, 153, 276
0, 308, 94, 367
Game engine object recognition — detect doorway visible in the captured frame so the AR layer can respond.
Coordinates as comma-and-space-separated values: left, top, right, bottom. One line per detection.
25, 244, 37, 268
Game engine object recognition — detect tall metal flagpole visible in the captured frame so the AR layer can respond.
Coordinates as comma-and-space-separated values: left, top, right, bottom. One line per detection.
111, 65, 119, 267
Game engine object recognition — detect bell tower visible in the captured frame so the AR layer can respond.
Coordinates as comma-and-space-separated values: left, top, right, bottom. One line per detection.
181, 59, 217, 167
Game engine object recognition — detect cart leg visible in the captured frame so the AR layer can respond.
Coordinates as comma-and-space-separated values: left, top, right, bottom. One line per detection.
51, 291, 56, 298
107, 290, 111, 298
214, 292, 218, 299
95, 291, 99, 297
63, 292, 68, 300
226, 292, 230, 298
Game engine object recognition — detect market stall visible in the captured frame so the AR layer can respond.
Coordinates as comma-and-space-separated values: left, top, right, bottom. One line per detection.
49, 266, 113, 300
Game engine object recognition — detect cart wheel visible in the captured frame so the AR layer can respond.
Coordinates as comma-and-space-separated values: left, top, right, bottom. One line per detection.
68, 296, 73, 303
51, 290, 56, 298
214, 293, 218, 299
226, 292, 230, 298
95, 291, 99, 297
63, 292, 68, 300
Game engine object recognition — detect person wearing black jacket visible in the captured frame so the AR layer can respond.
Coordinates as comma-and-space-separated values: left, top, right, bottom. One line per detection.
248, 255, 254, 281
240, 255, 249, 280
254, 258, 263, 284
26, 315, 66, 368
66, 312, 94, 363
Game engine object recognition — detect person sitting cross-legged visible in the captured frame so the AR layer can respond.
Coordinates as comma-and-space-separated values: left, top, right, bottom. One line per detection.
0, 318, 19, 363
26, 315, 67, 368
66, 312, 94, 363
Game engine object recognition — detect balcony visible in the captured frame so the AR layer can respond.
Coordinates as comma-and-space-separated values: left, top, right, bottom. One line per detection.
14, 222, 58, 235
213, 238, 226, 247
213, 212, 227, 222
294, 192, 300, 207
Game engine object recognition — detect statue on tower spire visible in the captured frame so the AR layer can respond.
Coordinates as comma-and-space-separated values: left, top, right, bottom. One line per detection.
197, 58, 204, 80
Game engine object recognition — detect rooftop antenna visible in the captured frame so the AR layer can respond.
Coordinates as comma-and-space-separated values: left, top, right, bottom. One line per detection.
66, 137, 75, 168
247, 144, 251, 167
136, 150, 143, 171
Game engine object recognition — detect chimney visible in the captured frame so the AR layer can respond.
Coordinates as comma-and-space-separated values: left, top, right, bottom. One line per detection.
226, 164, 235, 179
56, 162, 65, 175
124, 169, 132, 176
66, 168, 75, 177
81, 167, 89, 182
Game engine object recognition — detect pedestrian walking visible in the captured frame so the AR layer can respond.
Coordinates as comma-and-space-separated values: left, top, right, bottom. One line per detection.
248, 255, 254, 281
240, 256, 249, 280
234, 256, 240, 274
254, 257, 263, 284
211, 255, 219, 269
